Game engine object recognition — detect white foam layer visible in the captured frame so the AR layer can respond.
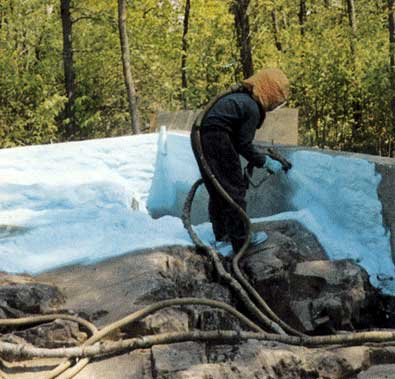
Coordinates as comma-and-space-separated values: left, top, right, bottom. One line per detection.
147, 128, 201, 215
148, 135, 394, 293
0, 133, 393, 294
253, 150, 394, 293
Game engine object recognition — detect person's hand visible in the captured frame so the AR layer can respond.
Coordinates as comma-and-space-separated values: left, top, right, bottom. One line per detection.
264, 156, 283, 174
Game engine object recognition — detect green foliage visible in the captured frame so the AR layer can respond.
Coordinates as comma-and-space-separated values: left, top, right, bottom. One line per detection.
249, 0, 394, 155
0, 0, 393, 156
0, 0, 64, 147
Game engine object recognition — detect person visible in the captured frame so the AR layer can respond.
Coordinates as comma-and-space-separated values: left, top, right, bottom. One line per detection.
195, 68, 290, 254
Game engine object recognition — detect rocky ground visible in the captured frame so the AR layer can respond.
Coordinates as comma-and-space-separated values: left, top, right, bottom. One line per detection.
0, 220, 394, 378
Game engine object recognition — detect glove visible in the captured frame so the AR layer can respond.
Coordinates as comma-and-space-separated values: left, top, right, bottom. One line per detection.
264, 156, 283, 174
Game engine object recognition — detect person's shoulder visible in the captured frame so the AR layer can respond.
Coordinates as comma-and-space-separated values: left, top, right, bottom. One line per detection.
230, 92, 260, 115
226, 92, 252, 101
212, 92, 248, 110
224, 92, 257, 107
211, 92, 259, 118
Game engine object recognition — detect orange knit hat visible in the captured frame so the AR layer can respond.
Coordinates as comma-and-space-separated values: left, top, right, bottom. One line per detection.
243, 68, 290, 112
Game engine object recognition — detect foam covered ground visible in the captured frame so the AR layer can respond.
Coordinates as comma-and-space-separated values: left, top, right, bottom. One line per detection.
148, 131, 394, 294
0, 134, 214, 273
0, 131, 393, 293
256, 151, 393, 292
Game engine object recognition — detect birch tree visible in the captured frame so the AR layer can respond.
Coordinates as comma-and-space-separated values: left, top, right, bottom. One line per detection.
299, 0, 307, 36
60, 0, 75, 138
181, 0, 190, 110
388, 0, 395, 155
118, 0, 140, 134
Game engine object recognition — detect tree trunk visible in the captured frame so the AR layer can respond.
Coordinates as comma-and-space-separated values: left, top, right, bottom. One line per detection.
271, 8, 282, 51
299, 0, 307, 36
60, 0, 76, 138
118, 0, 140, 135
345, 0, 361, 145
282, 8, 288, 29
346, 0, 357, 55
181, 0, 190, 110
0, 6, 4, 29
388, 0, 395, 156
230, 0, 254, 79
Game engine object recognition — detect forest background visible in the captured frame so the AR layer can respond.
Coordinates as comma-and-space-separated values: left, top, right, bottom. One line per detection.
0, 0, 394, 157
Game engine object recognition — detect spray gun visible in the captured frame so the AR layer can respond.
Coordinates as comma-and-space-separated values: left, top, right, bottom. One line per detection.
243, 147, 292, 189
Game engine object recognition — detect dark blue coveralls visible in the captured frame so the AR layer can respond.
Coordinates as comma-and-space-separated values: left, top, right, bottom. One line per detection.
198, 91, 266, 251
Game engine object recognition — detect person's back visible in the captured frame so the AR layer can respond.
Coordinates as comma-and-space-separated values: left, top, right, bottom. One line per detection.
201, 92, 266, 168
202, 92, 264, 134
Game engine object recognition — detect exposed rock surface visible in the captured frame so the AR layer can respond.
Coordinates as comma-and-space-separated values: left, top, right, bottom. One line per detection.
241, 221, 380, 333
0, 272, 64, 319
106, 342, 393, 379
290, 260, 372, 332
8, 319, 86, 348
0, 220, 394, 378
253, 220, 328, 261
357, 364, 395, 379
38, 246, 242, 334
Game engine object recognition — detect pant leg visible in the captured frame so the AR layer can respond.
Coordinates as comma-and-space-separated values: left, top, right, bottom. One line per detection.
208, 192, 228, 241
197, 129, 248, 248
192, 145, 229, 241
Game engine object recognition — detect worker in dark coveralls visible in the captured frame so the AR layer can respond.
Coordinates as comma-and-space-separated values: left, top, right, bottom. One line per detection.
198, 68, 290, 254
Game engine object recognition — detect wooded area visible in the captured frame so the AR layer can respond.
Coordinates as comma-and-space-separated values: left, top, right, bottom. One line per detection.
0, 0, 394, 156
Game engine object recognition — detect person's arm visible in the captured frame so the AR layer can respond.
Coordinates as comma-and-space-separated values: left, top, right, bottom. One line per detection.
235, 99, 265, 168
